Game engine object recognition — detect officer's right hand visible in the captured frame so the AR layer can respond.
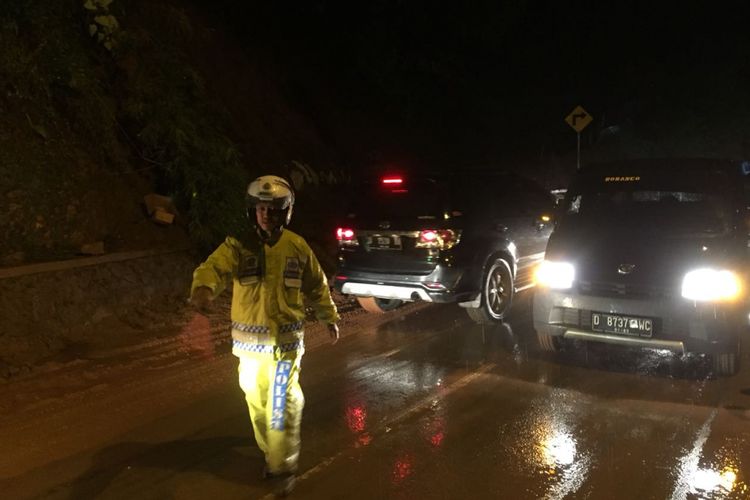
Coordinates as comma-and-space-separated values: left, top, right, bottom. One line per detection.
189, 286, 214, 313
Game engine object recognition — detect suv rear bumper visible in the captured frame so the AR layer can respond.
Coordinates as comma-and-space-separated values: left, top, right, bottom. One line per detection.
533, 288, 747, 354
333, 265, 470, 304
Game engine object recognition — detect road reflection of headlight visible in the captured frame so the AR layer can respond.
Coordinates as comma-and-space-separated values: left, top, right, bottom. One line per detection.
535, 261, 575, 290
541, 431, 577, 467
530, 412, 591, 499
681, 268, 741, 302
691, 466, 738, 495
672, 412, 746, 498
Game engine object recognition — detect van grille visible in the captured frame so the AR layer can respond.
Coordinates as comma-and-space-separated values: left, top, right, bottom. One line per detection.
577, 280, 674, 299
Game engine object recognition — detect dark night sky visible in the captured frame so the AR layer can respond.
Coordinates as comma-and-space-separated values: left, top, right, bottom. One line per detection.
209, 1, 750, 170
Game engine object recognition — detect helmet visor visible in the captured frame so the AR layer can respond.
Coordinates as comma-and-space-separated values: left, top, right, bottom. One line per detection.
247, 194, 291, 210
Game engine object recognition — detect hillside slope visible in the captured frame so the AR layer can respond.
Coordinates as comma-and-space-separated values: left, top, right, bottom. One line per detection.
0, 1, 345, 376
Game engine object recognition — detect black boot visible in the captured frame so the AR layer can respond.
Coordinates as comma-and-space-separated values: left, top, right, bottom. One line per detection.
273, 472, 296, 497
263, 463, 281, 480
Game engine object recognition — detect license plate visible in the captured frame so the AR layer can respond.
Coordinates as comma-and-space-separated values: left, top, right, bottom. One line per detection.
368, 235, 401, 250
591, 312, 653, 337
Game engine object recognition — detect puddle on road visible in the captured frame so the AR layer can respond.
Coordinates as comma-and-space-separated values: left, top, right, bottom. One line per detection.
528, 392, 592, 499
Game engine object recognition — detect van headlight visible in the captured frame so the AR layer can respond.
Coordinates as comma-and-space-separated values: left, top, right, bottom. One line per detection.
535, 261, 575, 290
681, 268, 742, 302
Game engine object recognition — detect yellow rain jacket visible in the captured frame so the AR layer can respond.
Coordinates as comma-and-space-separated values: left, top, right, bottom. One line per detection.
191, 229, 339, 356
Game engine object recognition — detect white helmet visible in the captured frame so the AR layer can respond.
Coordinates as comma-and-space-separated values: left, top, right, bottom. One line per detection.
246, 175, 295, 226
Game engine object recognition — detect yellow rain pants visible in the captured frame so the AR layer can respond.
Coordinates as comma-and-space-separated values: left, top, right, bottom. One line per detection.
238, 350, 304, 473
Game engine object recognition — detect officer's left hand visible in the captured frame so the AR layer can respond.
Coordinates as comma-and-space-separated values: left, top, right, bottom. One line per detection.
189, 286, 214, 314
327, 323, 340, 345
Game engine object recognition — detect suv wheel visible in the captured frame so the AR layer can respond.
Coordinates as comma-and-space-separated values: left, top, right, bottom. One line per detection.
466, 258, 514, 324
356, 296, 403, 313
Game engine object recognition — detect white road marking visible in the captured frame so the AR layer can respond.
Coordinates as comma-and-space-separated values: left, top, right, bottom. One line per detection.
669, 409, 718, 500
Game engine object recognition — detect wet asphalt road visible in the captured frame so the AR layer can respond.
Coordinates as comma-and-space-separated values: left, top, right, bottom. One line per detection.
5, 291, 750, 499
294, 294, 750, 500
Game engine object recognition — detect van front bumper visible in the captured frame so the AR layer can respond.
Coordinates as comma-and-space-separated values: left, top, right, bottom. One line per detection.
533, 287, 748, 354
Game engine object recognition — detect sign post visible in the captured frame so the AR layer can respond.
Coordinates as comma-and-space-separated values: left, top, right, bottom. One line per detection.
565, 105, 593, 170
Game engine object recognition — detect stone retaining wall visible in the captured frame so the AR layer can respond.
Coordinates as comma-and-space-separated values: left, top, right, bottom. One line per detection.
0, 250, 198, 375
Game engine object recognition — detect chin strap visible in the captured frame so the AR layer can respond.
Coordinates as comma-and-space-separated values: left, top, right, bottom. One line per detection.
256, 225, 283, 244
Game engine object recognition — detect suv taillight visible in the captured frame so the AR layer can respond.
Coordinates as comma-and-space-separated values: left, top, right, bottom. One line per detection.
415, 229, 460, 250
336, 227, 359, 247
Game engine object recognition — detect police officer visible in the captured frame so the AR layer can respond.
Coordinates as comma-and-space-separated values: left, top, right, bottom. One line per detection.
190, 175, 340, 496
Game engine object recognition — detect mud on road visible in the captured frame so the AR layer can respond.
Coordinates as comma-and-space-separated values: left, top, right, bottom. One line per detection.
0, 287, 428, 484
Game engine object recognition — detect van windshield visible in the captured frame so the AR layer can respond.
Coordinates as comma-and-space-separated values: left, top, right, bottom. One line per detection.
562, 171, 735, 235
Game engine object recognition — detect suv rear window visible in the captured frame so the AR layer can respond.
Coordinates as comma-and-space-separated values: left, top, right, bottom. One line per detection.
347, 179, 446, 219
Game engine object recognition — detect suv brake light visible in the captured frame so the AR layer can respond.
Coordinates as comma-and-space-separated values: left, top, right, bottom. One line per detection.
415, 229, 460, 250
381, 176, 403, 185
336, 227, 359, 247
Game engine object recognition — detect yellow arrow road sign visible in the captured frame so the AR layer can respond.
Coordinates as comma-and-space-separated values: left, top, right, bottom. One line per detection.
565, 105, 593, 132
